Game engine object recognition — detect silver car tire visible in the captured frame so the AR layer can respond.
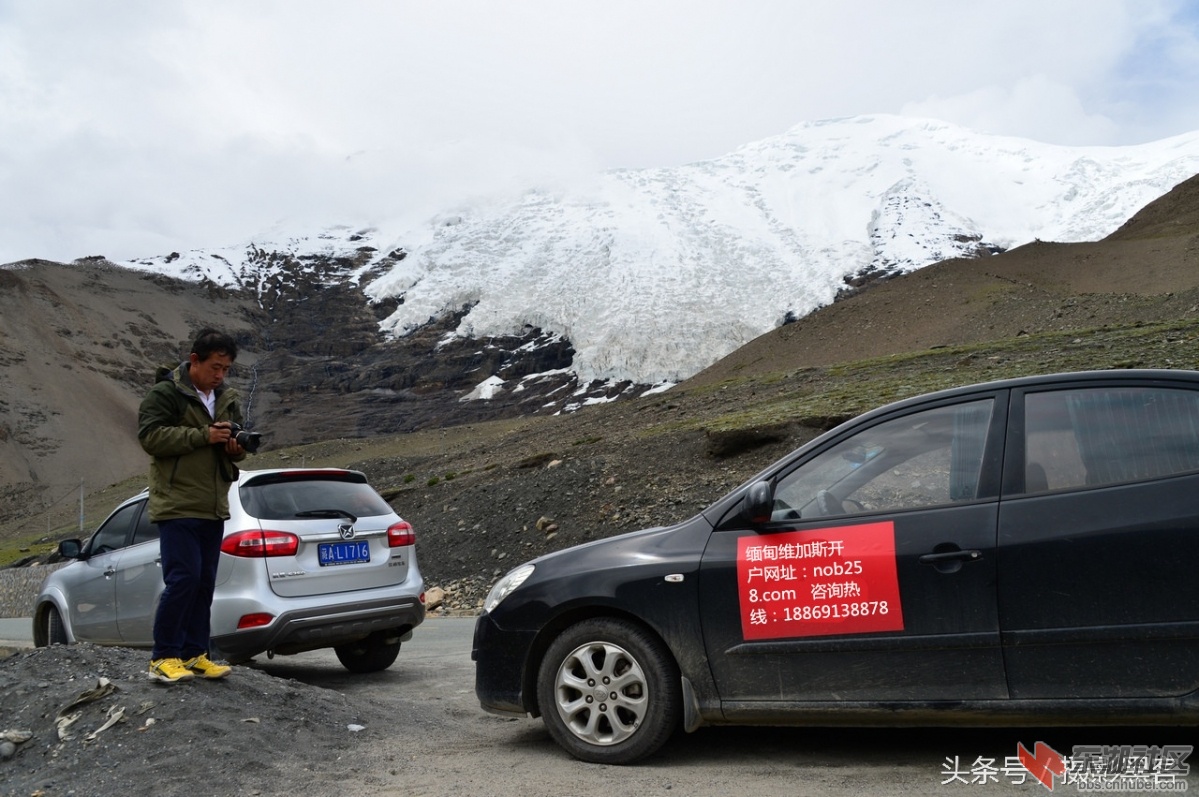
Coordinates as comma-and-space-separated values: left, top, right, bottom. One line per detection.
334, 629, 401, 673
536, 618, 680, 765
45, 606, 69, 646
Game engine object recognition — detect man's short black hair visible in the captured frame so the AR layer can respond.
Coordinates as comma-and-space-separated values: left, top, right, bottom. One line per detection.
191, 328, 238, 362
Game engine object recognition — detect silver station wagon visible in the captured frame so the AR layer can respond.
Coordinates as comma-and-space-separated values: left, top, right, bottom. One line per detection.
33, 468, 425, 672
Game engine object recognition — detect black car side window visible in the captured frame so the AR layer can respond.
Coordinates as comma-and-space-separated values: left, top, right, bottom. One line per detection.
1024, 386, 1199, 492
86, 502, 140, 556
771, 399, 994, 520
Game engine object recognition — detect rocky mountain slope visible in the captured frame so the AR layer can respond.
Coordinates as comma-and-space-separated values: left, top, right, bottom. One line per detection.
0, 252, 612, 525
3, 174, 1197, 616
0, 263, 261, 521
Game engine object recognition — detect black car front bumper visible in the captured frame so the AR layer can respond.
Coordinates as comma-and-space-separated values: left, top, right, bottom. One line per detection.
472, 611, 539, 717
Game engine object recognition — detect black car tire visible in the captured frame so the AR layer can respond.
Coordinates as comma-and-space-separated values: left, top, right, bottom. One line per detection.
334, 630, 402, 673
45, 606, 68, 646
537, 617, 680, 765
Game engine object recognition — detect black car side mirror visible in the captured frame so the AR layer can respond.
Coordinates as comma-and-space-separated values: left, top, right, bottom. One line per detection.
743, 481, 774, 525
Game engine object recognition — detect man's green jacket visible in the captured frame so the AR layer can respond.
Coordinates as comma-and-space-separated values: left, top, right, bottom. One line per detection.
137, 362, 246, 523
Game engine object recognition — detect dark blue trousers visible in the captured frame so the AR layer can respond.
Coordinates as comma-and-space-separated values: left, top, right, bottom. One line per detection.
151, 518, 223, 660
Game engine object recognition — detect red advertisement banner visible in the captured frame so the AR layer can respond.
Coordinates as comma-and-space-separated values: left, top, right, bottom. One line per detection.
737, 521, 905, 640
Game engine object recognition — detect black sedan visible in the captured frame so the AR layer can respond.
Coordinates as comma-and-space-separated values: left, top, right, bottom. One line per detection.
472, 369, 1199, 763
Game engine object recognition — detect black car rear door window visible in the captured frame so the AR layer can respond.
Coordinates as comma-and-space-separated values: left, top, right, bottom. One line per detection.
1023, 386, 1199, 492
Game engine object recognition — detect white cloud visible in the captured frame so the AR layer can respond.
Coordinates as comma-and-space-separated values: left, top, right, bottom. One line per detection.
1, 0, 1197, 264
901, 77, 1122, 146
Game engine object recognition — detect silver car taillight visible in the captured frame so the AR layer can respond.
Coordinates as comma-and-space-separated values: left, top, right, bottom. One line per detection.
220, 529, 300, 557
387, 521, 415, 548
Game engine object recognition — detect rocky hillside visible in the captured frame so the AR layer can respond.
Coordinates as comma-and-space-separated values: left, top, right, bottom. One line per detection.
0, 262, 262, 523
0, 251, 634, 526
3, 174, 1197, 614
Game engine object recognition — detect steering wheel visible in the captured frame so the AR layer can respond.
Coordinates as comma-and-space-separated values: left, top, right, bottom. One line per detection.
814, 490, 845, 517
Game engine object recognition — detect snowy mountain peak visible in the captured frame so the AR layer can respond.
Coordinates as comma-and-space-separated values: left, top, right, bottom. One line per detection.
120, 115, 1199, 386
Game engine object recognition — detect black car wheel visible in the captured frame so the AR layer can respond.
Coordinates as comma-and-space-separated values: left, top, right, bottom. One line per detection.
537, 618, 680, 764
45, 606, 68, 646
334, 629, 402, 673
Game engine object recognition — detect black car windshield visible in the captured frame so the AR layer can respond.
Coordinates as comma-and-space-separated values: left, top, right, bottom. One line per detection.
240, 478, 392, 520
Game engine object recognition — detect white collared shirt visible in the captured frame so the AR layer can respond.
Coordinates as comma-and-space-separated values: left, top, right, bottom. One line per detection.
196, 388, 216, 418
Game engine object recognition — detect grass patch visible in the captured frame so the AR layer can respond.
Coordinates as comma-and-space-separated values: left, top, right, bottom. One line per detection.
648, 318, 1199, 437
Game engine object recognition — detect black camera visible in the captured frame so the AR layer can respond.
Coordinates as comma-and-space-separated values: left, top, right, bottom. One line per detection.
227, 422, 263, 454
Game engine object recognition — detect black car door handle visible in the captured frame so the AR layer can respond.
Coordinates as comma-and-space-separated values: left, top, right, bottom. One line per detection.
919, 549, 982, 565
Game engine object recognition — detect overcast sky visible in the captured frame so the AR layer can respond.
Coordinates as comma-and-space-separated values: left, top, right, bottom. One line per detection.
2, 0, 1197, 265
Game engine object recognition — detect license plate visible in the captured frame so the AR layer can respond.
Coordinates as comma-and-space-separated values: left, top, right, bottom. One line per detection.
318, 541, 371, 567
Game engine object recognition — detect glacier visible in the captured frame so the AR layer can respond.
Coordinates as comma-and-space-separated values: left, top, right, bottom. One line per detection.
118, 114, 1199, 386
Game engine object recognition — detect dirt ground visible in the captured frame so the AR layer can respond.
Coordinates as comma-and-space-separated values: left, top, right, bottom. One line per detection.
5, 626, 1196, 797
0, 642, 394, 797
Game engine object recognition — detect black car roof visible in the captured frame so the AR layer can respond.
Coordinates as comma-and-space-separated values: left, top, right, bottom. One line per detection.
865, 368, 1199, 412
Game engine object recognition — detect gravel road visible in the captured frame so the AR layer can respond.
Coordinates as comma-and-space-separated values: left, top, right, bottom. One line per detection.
252, 618, 1198, 797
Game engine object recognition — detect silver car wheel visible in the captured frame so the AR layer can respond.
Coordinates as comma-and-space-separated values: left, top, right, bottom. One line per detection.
551, 639, 648, 746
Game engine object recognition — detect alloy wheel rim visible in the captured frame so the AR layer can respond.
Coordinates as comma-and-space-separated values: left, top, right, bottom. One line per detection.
553, 640, 648, 746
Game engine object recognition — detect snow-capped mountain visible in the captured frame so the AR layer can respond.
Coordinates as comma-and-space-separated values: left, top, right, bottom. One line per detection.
121, 114, 1199, 386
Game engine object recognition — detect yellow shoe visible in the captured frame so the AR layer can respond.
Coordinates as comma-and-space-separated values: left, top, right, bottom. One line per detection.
149, 657, 195, 683
182, 653, 232, 680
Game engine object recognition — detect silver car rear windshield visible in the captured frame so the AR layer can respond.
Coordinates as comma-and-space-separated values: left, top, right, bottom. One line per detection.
240, 478, 393, 520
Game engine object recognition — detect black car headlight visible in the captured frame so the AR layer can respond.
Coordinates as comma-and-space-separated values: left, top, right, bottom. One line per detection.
483, 563, 535, 613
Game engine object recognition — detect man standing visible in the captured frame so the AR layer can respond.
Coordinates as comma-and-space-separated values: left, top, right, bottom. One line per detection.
138, 328, 249, 683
